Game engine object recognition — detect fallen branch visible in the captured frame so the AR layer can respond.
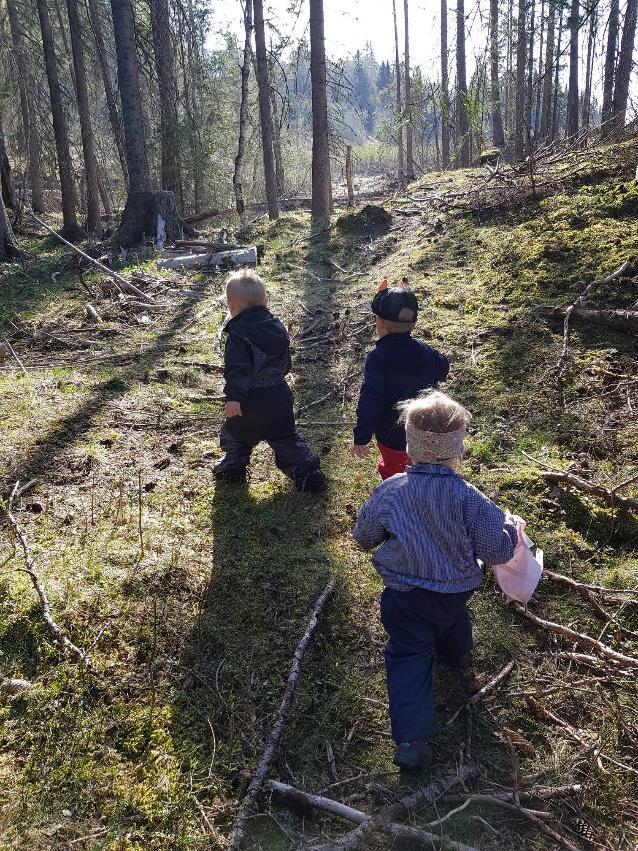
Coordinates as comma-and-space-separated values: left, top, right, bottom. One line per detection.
1, 482, 92, 668
541, 470, 638, 513
516, 605, 638, 668
545, 306, 638, 334
305, 763, 477, 851
544, 570, 638, 638
442, 784, 582, 803
3, 337, 28, 376
228, 581, 335, 849
556, 260, 630, 375
29, 211, 154, 303
446, 660, 515, 726
267, 780, 478, 851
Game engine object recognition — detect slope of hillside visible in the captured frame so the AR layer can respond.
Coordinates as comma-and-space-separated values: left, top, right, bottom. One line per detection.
0, 139, 637, 850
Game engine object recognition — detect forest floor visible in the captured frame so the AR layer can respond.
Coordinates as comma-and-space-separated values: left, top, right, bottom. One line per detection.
1, 138, 638, 851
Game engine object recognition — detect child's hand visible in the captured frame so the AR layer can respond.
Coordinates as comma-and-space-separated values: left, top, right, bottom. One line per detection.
351, 444, 369, 459
224, 401, 242, 418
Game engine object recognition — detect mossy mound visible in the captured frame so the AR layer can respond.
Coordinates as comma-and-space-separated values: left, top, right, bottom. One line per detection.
335, 204, 392, 238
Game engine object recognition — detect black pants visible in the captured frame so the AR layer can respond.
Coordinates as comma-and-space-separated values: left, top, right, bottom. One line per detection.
380, 587, 473, 742
219, 383, 318, 476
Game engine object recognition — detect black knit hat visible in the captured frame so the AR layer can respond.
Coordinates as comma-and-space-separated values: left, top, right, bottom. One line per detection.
371, 287, 418, 322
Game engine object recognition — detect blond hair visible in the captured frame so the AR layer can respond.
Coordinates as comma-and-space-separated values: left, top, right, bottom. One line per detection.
399, 390, 471, 468
226, 268, 267, 306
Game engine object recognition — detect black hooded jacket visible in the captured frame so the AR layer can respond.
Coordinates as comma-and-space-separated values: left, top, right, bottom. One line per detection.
223, 305, 292, 403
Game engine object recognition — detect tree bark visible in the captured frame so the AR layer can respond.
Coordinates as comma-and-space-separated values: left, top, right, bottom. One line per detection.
610, 0, 638, 132
392, 0, 405, 180
269, 50, 285, 197
581, 3, 596, 127
66, 0, 101, 234
0, 134, 17, 214
85, 0, 128, 186
514, 0, 527, 159
0, 117, 20, 260
404, 0, 415, 179
110, 0, 150, 193
551, 0, 564, 139
310, 0, 331, 220
253, 0, 279, 219
534, 0, 545, 137
36, 0, 80, 238
490, 0, 506, 147
345, 145, 354, 207
601, 0, 618, 133
150, 0, 182, 205
440, 0, 450, 168
233, 0, 253, 218
565, 0, 579, 137
6, 0, 44, 213
526, 0, 536, 134
456, 0, 470, 166
540, 0, 555, 140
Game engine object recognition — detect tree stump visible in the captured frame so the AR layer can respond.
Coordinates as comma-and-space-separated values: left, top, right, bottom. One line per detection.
113, 190, 184, 248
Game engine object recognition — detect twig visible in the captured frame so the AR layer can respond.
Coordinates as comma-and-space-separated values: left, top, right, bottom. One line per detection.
3, 337, 28, 376
544, 570, 638, 638
1, 482, 92, 668
541, 469, 638, 513
228, 581, 335, 849
446, 661, 515, 726
557, 260, 630, 375
516, 605, 638, 668
29, 210, 155, 303
304, 764, 478, 851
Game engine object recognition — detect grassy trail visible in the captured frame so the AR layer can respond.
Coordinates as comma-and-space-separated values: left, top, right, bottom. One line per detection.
1, 143, 637, 849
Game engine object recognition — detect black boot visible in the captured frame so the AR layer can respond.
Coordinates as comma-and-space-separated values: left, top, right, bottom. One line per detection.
292, 456, 327, 494
213, 457, 248, 484
393, 739, 433, 770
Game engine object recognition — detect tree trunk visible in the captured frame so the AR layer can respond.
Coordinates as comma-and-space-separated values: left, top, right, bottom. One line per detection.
540, 0, 554, 139
551, 0, 564, 138
66, 0, 101, 234
565, 0, 579, 138
610, 0, 638, 132
86, 0, 128, 186
150, 0, 182, 205
456, 0, 470, 166
253, 0, 279, 219
345, 145, 354, 207
309, 0, 331, 220
490, 0, 506, 147
233, 0, 253, 217
0, 116, 21, 259
0, 136, 17, 214
115, 190, 182, 248
601, 0, 618, 133
36, 0, 80, 238
6, 0, 44, 213
392, 0, 405, 180
526, 0, 535, 133
534, 0, 545, 137
404, 0, 415, 179
440, 0, 450, 168
110, 0, 150, 193
581, 3, 596, 127
514, 0, 527, 159
269, 48, 285, 197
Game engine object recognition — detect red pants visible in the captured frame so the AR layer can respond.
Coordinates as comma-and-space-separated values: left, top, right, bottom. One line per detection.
377, 441, 410, 480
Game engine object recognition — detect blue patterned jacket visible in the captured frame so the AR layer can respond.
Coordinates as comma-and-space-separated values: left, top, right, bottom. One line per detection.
354, 464, 518, 593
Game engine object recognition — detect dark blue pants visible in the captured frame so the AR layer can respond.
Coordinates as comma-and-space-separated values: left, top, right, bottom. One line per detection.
380, 586, 474, 743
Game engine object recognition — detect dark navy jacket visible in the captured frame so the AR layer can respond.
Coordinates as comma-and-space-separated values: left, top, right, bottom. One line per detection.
353, 333, 450, 451
223, 306, 292, 403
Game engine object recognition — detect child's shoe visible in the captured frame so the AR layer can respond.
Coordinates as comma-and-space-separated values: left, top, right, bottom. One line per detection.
393, 739, 432, 770
292, 457, 327, 494
212, 458, 248, 484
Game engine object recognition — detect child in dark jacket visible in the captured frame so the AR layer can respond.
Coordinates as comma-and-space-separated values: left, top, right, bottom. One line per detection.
351, 286, 449, 479
213, 270, 326, 493
354, 391, 517, 769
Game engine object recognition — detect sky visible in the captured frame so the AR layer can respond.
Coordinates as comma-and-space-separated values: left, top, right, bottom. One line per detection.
206, 0, 486, 80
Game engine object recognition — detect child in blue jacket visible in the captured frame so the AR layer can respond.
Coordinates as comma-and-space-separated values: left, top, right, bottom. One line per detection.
354, 390, 517, 769
351, 286, 449, 479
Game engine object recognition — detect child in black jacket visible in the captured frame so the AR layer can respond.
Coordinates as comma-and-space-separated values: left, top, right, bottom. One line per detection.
351, 286, 449, 479
214, 269, 326, 493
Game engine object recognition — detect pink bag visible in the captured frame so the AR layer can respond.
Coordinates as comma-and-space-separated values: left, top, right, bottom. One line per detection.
492, 519, 543, 604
